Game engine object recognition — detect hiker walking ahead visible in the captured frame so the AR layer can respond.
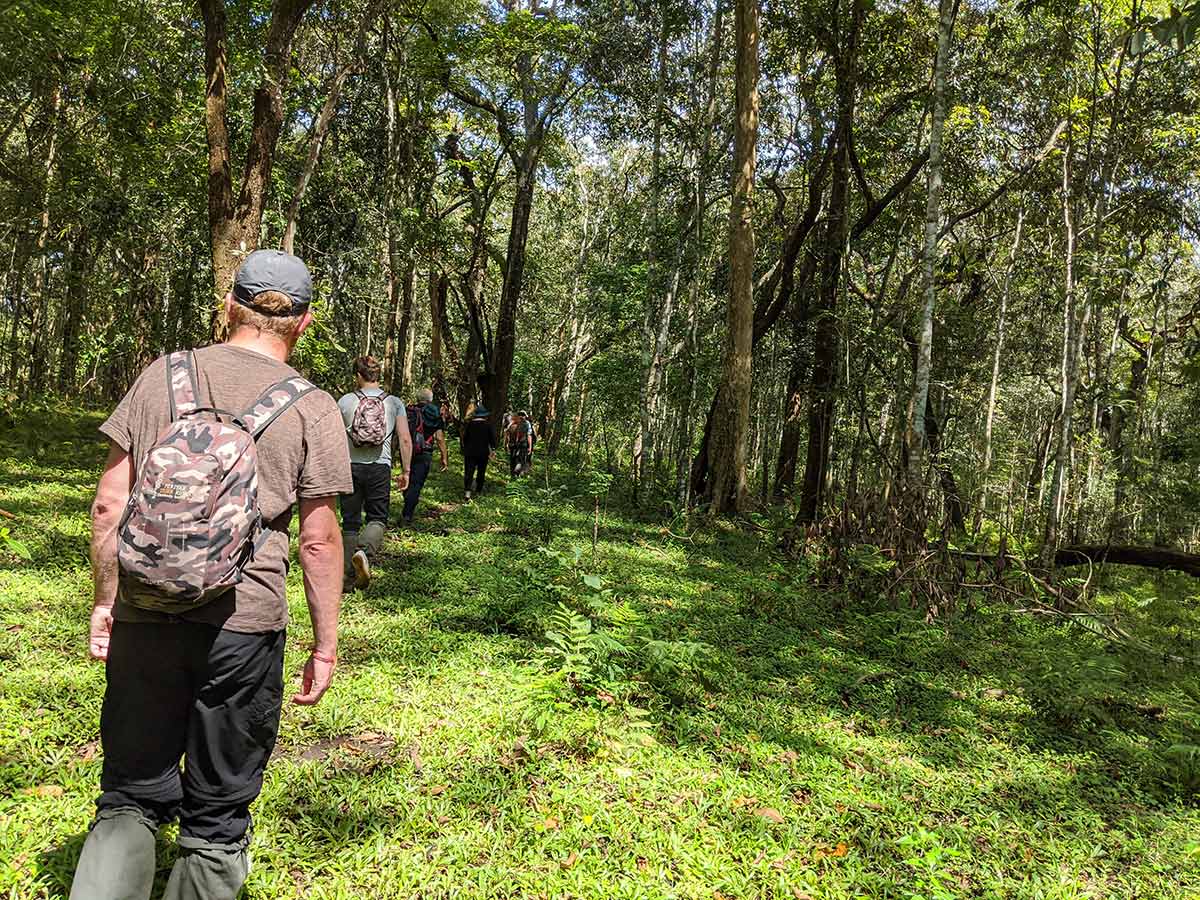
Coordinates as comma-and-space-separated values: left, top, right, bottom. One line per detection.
507, 410, 535, 476
460, 403, 497, 500
74, 250, 351, 900
401, 388, 448, 523
337, 356, 412, 590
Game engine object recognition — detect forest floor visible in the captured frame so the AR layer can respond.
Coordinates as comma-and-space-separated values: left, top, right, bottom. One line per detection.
1, 412, 1199, 899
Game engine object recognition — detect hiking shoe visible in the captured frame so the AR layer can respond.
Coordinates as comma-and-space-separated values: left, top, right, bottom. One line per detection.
351, 550, 371, 589
465, 490, 472, 502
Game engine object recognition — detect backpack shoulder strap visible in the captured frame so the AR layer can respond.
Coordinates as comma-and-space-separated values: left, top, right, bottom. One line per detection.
167, 351, 200, 422
241, 376, 318, 439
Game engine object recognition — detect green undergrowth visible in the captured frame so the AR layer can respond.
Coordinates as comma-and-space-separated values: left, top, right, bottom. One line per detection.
1, 412, 1199, 898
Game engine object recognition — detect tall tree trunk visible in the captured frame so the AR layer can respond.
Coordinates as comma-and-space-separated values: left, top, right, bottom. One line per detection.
791, 0, 863, 530
57, 229, 96, 395
25, 82, 62, 396
484, 152, 538, 420
677, 1, 724, 507
633, 17, 671, 497
394, 260, 416, 393
773, 281, 813, 499
200, 0, 315, 338
705, 0, 760, 514
6, 233, 33, 390
905, 0, 955, 494
1044, 120, 1084, 554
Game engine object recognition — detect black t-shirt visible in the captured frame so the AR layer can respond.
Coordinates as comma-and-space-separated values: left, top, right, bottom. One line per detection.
461, 417, 497, 458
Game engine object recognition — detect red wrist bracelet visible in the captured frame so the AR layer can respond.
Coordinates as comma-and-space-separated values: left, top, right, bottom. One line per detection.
311, 649, 337, 664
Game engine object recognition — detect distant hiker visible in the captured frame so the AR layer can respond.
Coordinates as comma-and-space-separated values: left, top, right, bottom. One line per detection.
461, 403, 498, 500
337, 355, 412, 590
76, 250, 351, 900
402, 388, 448, 523
439, 399, 458, 438
502, 409, 513, 433
507, 410, 535, 477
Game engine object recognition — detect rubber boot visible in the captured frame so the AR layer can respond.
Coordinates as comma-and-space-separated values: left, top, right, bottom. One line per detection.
69, 807, 157, 900
359, 521, 385, 558
161, 833, 250, 900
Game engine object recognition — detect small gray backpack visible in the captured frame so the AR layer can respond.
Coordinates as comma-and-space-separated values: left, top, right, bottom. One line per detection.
117, 351, 315, 612
348, 391, 390, 446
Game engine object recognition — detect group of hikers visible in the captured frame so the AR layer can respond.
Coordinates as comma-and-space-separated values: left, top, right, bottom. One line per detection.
337, 355, 537, 591
74, 250, 536, 899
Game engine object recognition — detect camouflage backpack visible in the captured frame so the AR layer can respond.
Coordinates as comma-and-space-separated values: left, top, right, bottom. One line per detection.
348, 391, 390, 446
117, 351, 316, 612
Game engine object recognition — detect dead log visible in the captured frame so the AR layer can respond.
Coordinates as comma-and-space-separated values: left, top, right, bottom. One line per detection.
953, 545, 1200, 578
1053, 545, 1200, 578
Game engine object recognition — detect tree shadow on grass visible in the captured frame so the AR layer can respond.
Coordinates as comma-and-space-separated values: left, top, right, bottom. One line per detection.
375, 518, 1199, 831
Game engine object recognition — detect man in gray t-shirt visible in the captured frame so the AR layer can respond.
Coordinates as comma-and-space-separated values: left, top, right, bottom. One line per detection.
337, 356, 412, 589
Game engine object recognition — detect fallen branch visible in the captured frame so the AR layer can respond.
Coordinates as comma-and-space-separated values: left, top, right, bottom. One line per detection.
954, 544, 1200, 579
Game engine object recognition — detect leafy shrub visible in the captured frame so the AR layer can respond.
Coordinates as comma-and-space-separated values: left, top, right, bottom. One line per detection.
530, 552, 720, 710
1021, 642, 1128, 728
1158, 743, 1200, 797
505, 479, 567, 545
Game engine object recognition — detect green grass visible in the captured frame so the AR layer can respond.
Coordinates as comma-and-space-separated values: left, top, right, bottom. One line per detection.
2, 413, 1199, 899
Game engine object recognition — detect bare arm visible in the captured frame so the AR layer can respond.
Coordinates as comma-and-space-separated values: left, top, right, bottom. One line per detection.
89, 441, 133, 661
394, 407, 413, 489
295, 496, 342, 705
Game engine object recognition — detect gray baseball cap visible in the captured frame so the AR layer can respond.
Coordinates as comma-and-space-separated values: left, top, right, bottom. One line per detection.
232, 249, 312, 316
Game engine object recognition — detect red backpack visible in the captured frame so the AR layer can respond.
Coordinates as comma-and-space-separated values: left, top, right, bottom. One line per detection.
407, 403, 438, 455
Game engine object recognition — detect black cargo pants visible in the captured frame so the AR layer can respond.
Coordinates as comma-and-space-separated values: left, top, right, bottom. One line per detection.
70, 620, 285, 900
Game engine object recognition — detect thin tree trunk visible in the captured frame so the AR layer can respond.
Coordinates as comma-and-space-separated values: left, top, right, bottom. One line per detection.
1044, 120, 1083, 554
905, 0, 956, 493
281, 4, 376, 253
485, 152, 538, 419
633, 16, 671, 497
978, 204, 1024, 526
773, 290, 810, 500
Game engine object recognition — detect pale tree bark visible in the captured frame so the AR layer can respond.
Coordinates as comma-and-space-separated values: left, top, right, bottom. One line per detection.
545, 166, 596, 450
632, 16, 671, 498
200, 0, 315, 338
977, 204, 1024, 526
676, 1, 724, 508
705, 0, 759, 514
281, 3, 377, 254
905, 0, 956, 493
1044, 119, 1084, 554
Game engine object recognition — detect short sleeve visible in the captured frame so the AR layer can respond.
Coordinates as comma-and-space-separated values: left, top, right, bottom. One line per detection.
300, 395, 354, 499
336, 393, 356, 427
99, 356, 166, 452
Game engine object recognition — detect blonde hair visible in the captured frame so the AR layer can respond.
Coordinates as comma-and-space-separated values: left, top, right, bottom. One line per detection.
227, 290, 305, 341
